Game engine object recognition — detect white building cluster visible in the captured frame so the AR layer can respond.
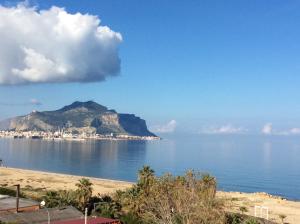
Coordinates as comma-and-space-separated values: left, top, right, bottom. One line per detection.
0, 130, 160, 141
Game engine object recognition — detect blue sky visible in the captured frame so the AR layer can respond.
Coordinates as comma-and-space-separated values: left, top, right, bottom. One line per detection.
1, 0, 300, 134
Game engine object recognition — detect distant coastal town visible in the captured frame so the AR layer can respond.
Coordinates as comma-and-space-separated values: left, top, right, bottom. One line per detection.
0, 130, 161, 141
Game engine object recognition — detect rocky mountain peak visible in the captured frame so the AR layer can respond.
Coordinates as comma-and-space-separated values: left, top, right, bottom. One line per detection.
59, 101, 108, 112
0, 101, 156, 137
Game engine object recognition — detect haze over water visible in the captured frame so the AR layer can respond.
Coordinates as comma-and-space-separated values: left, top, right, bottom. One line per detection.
0, 135, 299, 200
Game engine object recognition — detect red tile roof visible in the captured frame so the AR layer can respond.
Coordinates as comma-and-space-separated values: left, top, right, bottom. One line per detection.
50, 217, 120, 224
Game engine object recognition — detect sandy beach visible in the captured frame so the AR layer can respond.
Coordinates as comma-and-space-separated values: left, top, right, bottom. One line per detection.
0, 167, 133, 195
218, 191, 300, 224
0, 167, 299, 223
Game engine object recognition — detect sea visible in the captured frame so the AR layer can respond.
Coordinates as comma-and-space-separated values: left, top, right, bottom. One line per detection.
0, 134, 299, 200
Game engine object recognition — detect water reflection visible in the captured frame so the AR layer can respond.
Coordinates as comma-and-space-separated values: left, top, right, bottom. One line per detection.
262, 141, 272, 171
1, 139, 148, 181
0, 136, 300, 200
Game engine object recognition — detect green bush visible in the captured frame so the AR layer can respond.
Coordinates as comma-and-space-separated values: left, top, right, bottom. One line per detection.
226, 213, 242, 224
0, 187, 25, 198
120, 213, 143, 224
42, 190, 78, 208
20, 167, 272, 224
243, 218, 259, 224
115, 167, 224, 224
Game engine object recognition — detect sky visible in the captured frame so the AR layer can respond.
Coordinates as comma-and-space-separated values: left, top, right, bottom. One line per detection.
1, 0, 300, 135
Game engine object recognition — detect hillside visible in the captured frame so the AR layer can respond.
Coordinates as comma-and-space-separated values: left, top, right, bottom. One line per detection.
0, 101, 156, 137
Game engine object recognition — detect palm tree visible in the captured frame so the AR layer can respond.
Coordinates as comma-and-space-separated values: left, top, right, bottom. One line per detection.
138, 166, 154, 183
201, 173, 217, 196
75, 178, 93, 210
202, 174, 216, 187
137, 166, 154, 190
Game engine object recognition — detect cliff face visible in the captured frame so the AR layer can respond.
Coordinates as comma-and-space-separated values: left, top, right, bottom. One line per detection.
0, 101, 156, 137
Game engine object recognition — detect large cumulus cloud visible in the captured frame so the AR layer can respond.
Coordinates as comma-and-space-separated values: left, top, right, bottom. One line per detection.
0, 3, 122, 84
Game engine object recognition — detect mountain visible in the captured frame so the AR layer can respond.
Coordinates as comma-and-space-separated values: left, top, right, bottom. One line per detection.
0, 101, 156, 137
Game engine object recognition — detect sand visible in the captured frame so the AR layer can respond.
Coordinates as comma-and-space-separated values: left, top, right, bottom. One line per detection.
218, 191, 300, 224
1, 167, 299, 223
0, 167, 133, 195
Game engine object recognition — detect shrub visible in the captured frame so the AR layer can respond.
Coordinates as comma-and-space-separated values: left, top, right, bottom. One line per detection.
278, 214, 287, 224
116, 168, 225, 224
243, 218, 259, 224
239, 206, 248, 215
0, 187, 25, 198
120, 213, 143, 224
225, 213, 242, 224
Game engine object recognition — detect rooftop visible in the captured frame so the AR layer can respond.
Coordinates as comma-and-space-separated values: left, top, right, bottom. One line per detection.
0, 194, 39, 211
0, 206, 83, 224
51, 216, 120, 224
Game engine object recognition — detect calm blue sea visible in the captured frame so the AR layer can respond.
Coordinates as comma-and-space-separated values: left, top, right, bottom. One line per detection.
0, 135, 299, 200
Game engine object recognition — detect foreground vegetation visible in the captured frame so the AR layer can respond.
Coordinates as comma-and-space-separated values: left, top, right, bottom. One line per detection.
1, 167, 273, 224
41, 167, 272, 224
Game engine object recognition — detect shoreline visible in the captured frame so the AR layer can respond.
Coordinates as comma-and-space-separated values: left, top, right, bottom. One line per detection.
0, 131, 161, 142
0, 166, 297, 201
0, 167, 133, 195
0, 136, 160, 142
0, 167, 300, 223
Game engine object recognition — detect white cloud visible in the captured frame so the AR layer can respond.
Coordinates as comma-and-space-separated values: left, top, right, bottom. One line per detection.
0, 98, 41, 106
29, 98, 42, 105
200, 124, 246, 134
150, 120, 177, 133
0, 3, 122, 85
275, 128, 300, 136
289, 128, 300, 134
262, 123, 272, 135
261, 123, 300, 136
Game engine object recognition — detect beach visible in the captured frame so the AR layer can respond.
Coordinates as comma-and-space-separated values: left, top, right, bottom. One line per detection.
218, 191, 300, 224
0, 167, 133, 195
0, 167, 299, 223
